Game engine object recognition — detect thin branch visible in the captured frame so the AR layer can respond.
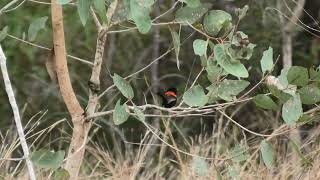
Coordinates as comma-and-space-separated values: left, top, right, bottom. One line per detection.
7, 34, 94, 66
0, 45, 36, 180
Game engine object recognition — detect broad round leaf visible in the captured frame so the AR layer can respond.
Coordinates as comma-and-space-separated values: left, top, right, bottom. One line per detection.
214, 44, 249, 78
260, 140, 274, 168
206, 59, 225, 83
113, 73, 134, 99
282, 94, 303, 125
183, 85, 208, 107
193, 39, 207, 56
228, 166, 239, 178
93, 0, 107, 23
175, 5, 208, 24
203, 10, 232, 37
28, 17, 48, 42
217, 79, 250, 101
287, 66, 309, 86
260, 47, 273, 74
133, 106, 145, 122
30, 149, 65, 169
191, 157, 208, 176
130, 0, 152, 34
113, 99, 129, 125
230, 144, 249, 162
298, 84, 320, 104
310, 67, 320, 81
77, 0, 92, 26
253, 94, 277, 110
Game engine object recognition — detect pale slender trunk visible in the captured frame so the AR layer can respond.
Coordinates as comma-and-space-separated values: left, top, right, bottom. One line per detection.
0, 45, 36, 180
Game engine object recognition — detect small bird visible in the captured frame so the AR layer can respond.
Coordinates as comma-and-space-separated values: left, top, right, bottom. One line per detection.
157, 88, 177, 108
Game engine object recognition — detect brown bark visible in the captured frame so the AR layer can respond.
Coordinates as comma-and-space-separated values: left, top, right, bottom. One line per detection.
51, 1, 86, 178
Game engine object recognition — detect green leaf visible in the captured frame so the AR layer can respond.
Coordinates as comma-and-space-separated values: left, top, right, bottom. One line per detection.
203, 10, 232, 37
180, 0, 201, 8
260, 140, 274, 168
235, 5, 249, 20
217, 79, 250, 101
175, 5, 208, 24
133, 105, 145, 122
183, 85, 208, 107
206, 58, 225, 83
215, 168, 223, 180
139, 0, 155, 8
113, 73, 134, 99
93, 0, 107, 23
260, 47, 273, 74
287, 66, 309, 86
298, 84, 320, 104
57, 0, 72, 4
282, 94, 303, 125
253, 94, 277, 110
278, 68, 290, 88
130, 0, 152, 34
30, 149, 65, 169
28, 17, 48, 42
267, 84, 292, 103
230, 144, 249, 162
193, 39, 207, 56
191, 157, 208, 176
228, 166, 239, 178
78, 0, 92, 26
214, 44, 249, 78
206, 84, 220, 103
309, 67, 320, 81
113, 99, 129, 125
169, 27, 180, 70
0, 26, 8, 42
53, 168, 70, 180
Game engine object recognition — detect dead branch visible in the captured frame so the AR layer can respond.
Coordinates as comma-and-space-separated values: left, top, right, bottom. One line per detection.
0, 45, 36, 180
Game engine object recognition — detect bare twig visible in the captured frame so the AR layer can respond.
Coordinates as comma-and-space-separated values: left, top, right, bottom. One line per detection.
0, 45, 36, 180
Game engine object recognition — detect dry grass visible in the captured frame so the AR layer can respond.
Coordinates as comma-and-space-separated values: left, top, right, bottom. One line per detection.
1, 109, 320, 180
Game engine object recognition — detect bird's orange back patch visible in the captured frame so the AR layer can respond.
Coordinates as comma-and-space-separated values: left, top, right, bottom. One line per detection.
165, 91, 177, 97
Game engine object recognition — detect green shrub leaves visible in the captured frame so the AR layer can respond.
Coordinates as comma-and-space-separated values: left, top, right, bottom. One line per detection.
260, 47, 273, 74
183, 85, 208, 107
77, 0, 92, 26
28, 17, 48, 41
282, 94, 303, 125
253, 94, 277, 110
113, 73, 134, 99
214, 44, 249, 78
175, 5, 208, 24
113, 99, 129, 125
193, 39, 207, 56
260, 140, 274, 168
191, 157, 208, 176
130, 0, 153, 34
203, 10, 232, 37
287, 66, 309, 86
30, 149, 65, 169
